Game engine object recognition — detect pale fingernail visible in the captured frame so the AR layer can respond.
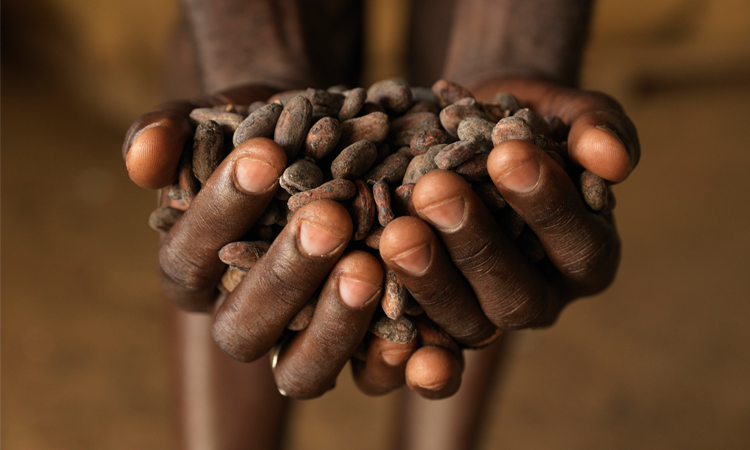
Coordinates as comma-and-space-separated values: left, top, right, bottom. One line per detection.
419, 196, 465, 230
338, 276, 380, 309
595, 124, 632, 172
391, 244, 431, 275
381, 348, 410, 366
495, 159, 541, 193
235, 158, 279, 193
299, 221, 343, 256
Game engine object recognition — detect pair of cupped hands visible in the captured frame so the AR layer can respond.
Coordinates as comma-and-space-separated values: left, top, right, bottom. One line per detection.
123, 77, 640, 399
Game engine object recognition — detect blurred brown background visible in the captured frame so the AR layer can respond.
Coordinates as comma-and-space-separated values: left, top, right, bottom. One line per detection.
2, 0, 750, 449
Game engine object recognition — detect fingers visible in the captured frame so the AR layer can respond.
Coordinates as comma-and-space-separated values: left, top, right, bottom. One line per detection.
272, 251, 383, 399
487, 139, 621, 296
405, 346, 462, 400
379, 217, 500, 345
211, 200, 353, 362
352, 336, 416, 396
158, 138, 286, 311
408, 170, 551, 329
124, 110, 193, 189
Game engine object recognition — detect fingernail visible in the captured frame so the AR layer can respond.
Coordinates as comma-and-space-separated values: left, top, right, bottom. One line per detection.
299, 221, 343, 256
420, 196, 465, 230
235, 158, 279, 193
418, 379, 448, 391
391, 244, 431, 275
338, 276, 380, 309
381, 348, 410, 366
495, 159, 541, 193
595, 124, 632, 172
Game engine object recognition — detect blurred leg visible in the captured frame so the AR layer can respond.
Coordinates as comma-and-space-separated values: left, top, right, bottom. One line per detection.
395, 335, 511, 450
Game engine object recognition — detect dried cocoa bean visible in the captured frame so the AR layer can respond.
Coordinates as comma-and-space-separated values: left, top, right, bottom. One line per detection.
274, 95, 313, 161
411, 86, 439, 103
303, 117, 342, 160
248, 101, 267, 113
331, 140, 378, 179
148, 206, 184, 232
366, 79, 413, 113
219, 266, 248, 293
431, 79, 474, 108
338, 87, 366, 122
287, 296, 318, 331
491, 116, 535, 146
287, 179, 357, 211
280, 158, 324, 195
338, 112, 390, 148
267, 89, 305, 105
348, 180, 376, 241
304, 88, 345, 118
402, 144, 443, 184
434, 137, 486, 170
479, 102, 510, 122
514, 108, 550, 136
472, 181, 506, 212
410, 128, 449, 155
392, 183, 417, 217
219, 241, 271, 269
364, 152, 410, 185
373, 180, 395, 227
388, 112, 441, 147
192, 120, 224, 184
188, 108, 244, 134
454, 153, 489, 181
369, 314, 416, 344
439, 102, 488, 137
257, 201, 281, 226
364, 224, 384, 250
492, 92, 523, 114
233, 102, 283, 147
381, 267, 408, 320
579, 170, 608, 211
457, 116, 495, 143
405, 100, 441, 115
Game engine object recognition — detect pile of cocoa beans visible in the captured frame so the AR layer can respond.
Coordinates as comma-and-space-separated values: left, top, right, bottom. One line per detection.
149, 79, 612, 354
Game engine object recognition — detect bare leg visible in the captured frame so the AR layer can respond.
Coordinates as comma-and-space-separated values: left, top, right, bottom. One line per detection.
395, 336, 511, 450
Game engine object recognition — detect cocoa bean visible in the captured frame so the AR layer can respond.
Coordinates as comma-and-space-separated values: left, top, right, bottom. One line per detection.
388, 112, 441, 147
514, 108, 550, 136
148, 206, 184, 233
381, 267, 408, 320
287, 179, 357, 211
405, 100, 441, 115
392, 183, 417, 217
219, 241, 271, 269
274, 95, 313, 161
364, 224, 384, 250
338, 87, 366, 122
303, 117, 342, 160
267, 89, 305, 105
188, 108, 244, 134
177, 155, 200, 205
492, 92, 523, 114
358, 101, 386, 116
454, 153, 489, 181
434, 137, 486, 170
364, 152, 410, 185
579, 170, 608, 211
366, 79, 413, 113
248, 101, 267, 113
374, 143, 391, 165
439, 102, 488, 137
472, 181, 506, 212
287, 296, 318, 331
411, 86, 439, 103
410, 129, 449, 156
373, 180, 395, 227
257, 201, 281, 226
431, 79, 474, 108
331, 140, 378, 180
479, 102, 510, 122
192, 120, 224, 184
402, 144, 443, 184
304, 88, 345, 119
414, 315, 460, 355
369, 314, 416, 344
338, 112, 390, 148
219, 265, 248, 293
348, 180, 376, 241
233, 102, 283, 147
457, 116, 495, 144
491, 116, 535, 146
280, 158, 324, 195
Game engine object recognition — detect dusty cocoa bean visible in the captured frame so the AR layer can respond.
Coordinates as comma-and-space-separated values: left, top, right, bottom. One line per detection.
517, 227, 546, 263
374, 143, 391, 165
287, 179, 357, 211
410, 128, 449, 155
580, 170, 608, 211
304, 88, 345, 118
381, 268, 408, 320
411, 86, 439, 103
402, 144, 444, 184
366, 79, 413, 113
364, 224, 384, 249
434, 137, 486, 170
257, 201, 281, 226
192, 120, 224, 184
431, 79, 474, 108
211, 104, 247, 114
457, 116, 496, 143
303, 117, 342, 160
348, 179, 376, 241
405, 100, 441, 115
177, 156, 200, 205
388, 112, 441, 147
491, 116, 535, 146
358, 101, 386, 116
287, 296, 318, 331
535, 134, 559, 151
373, 180, 395, 227
492, 92, 523, 114
280, 158, 324, 195
338, 112, 390, 148
439, 102, 488, 137
219, 265, 248, 293
148, 206, 184, 233
364, 152, 410, 185
233, 102, 283, 147
219, 241, 271, 269
267, 89, 305, 105
369, 314, 417, 344
472, 181, 506, 212
338, 87, 366, 122
189, 108, 244, 134
514, 108, 550, 136
331, 140, 378, 180
274, 95, 313, 161
479, 102, 511, 122
497, 206, 524, 240
393, 183, 417, 217
395, 146, 415, 160
454, 153, 489, 181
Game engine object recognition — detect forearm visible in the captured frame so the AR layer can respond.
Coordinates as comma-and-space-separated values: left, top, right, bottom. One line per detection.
443, 0, 593, 88
180, 0, 314, 93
